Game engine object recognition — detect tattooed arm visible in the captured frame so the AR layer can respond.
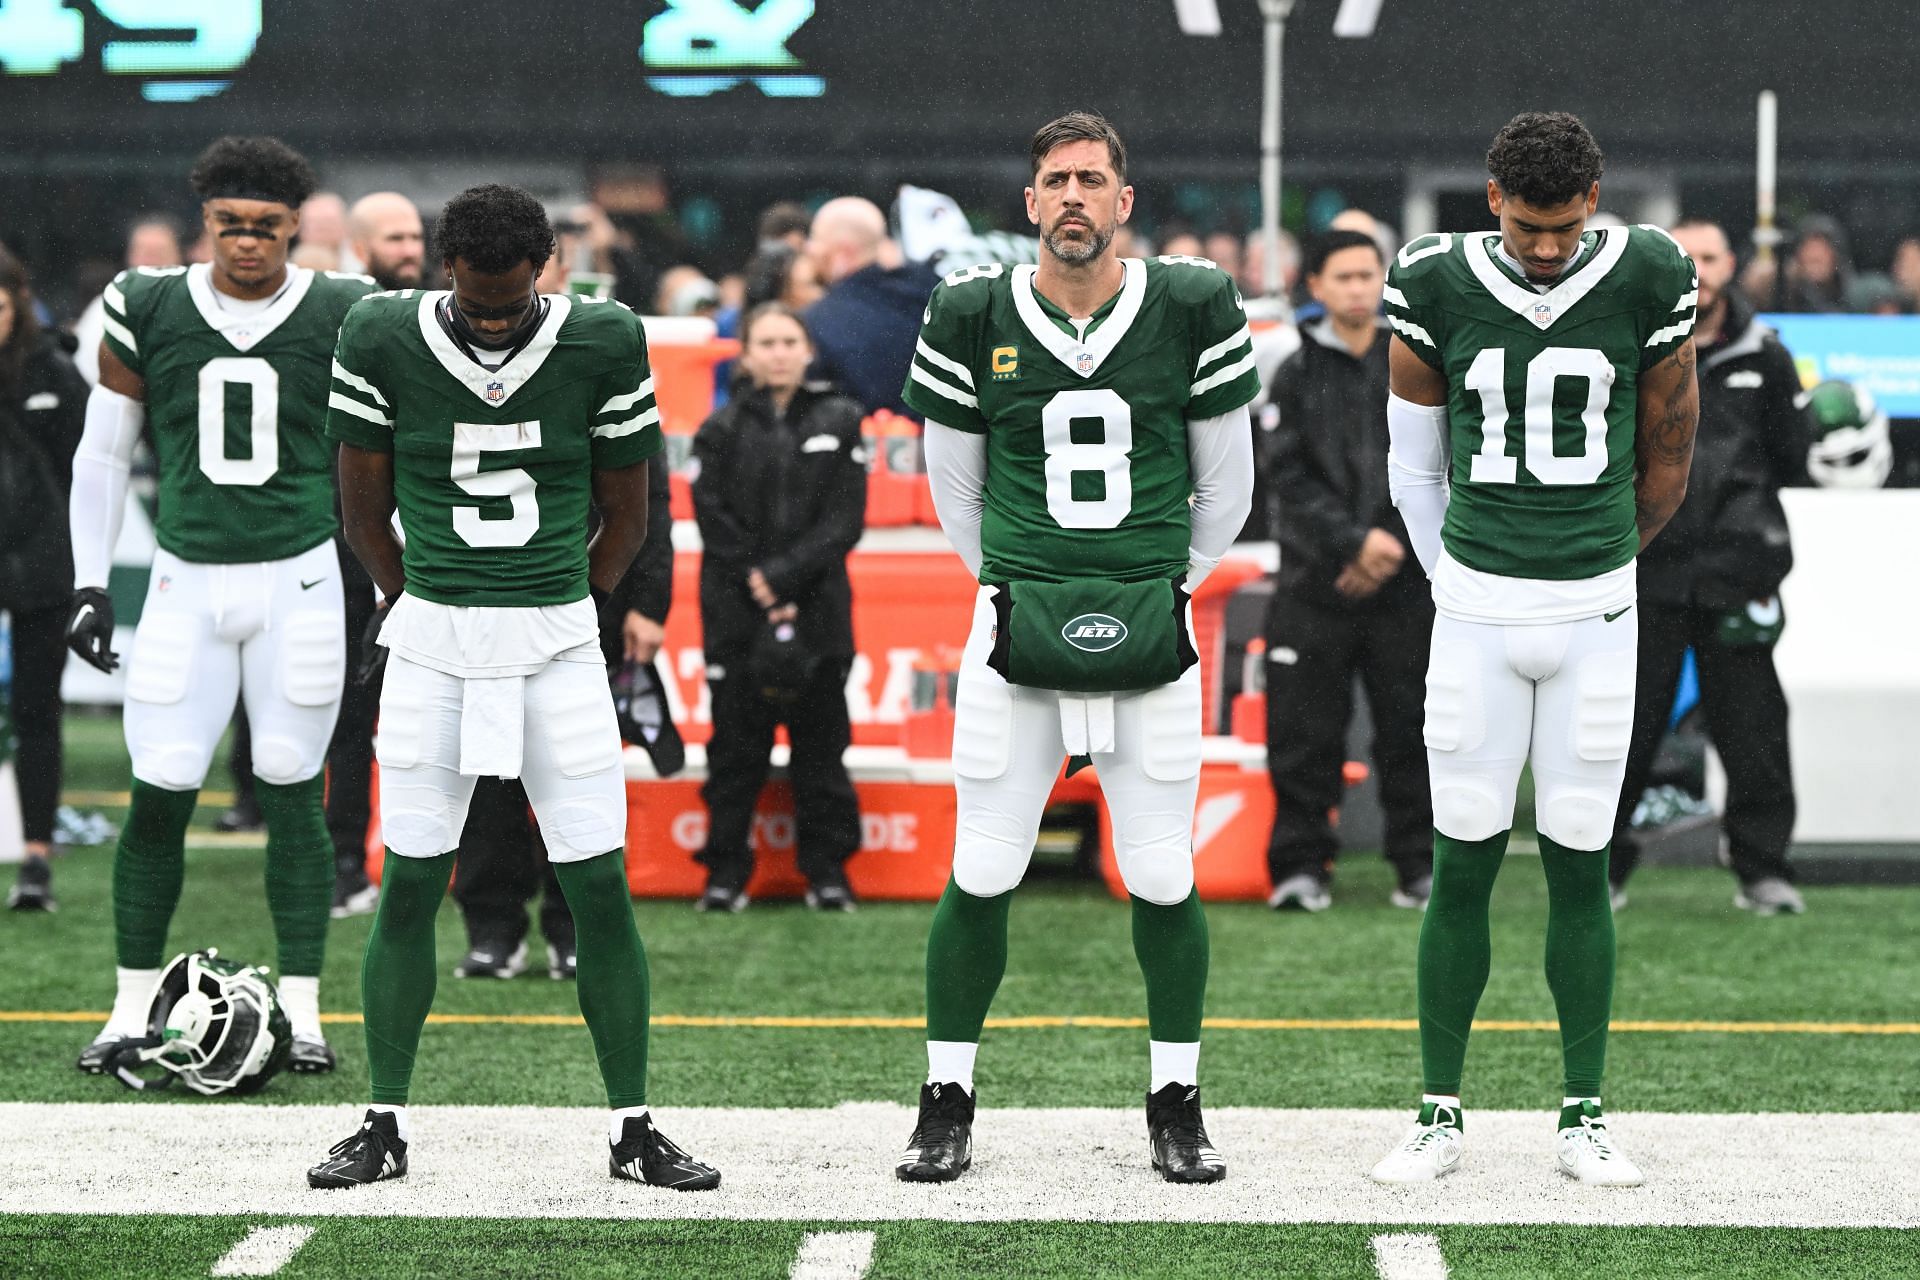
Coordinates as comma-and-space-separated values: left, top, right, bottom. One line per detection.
1633, 339, 1698, 550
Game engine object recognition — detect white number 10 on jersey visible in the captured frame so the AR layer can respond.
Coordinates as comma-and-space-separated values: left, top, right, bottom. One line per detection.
1464, 346, 1613, 486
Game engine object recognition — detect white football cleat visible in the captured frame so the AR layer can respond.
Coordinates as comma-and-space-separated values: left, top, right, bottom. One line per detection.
1556, 1106, 1644, 1186
1369, 1103, 1464, 1183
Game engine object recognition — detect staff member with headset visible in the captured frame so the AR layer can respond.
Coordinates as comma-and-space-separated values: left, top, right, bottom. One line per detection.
690, 302, 866, 913
1, 244, 89, 911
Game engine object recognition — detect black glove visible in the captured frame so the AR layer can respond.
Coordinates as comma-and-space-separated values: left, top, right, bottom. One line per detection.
357, 597, 393, 687
66, 587, 119, 673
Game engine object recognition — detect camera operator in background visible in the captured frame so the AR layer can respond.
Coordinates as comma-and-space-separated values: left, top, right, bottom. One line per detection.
1259, 231, 1434, 913
1610, 218, 1815, 916
690, 303, 865, 914
2, 243, 89, 911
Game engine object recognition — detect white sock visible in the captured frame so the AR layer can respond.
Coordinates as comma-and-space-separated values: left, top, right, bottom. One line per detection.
367, 1103, 409, 1141
278, 975, 322, 1040
1149, 1040, 1200, 1092
106, 967, 161, 1037
926, 1040, 978, 1093
609, 1105, 650, 1144
1423, 1093, 1463, 1124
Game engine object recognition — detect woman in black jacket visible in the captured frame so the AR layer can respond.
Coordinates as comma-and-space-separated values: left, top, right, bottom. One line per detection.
0, 244, 89, 910
690, 303, 866, 912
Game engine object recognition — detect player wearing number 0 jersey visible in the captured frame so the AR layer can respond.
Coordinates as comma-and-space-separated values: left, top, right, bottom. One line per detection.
66, 137, 371, 1079
309, 184, 717, 1191
896, 113, 1259, 1187
1370, 113, 1699, 1188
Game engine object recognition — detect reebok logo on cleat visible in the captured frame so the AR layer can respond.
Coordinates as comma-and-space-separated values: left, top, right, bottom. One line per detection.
1604, 606, 1632, 622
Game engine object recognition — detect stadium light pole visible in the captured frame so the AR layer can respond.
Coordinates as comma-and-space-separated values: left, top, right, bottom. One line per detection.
1255, 0, 1294, 305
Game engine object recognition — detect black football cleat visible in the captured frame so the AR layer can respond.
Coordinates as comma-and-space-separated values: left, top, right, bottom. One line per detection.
896, 1081, 975, 1182
289, 1034, 336, 1073
308, 1110, 408, 1188
609, 1114, 721, 1190
1147, 1082, 1226, 1184
454, 939, 527, 980
805, 867, 858, 913
8, 856, 55, 912
76, 1033, 134, 1074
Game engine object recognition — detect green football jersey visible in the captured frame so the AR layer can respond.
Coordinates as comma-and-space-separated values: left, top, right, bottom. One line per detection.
1384, 224, 1697, 581
901, 255, 1260, 585
99, 264, 375, 564
324, 291, 661, 607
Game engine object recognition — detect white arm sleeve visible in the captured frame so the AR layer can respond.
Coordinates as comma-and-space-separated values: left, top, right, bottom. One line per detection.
1184, 404, 1255, 589
1386, 392, 1451, 578
69, 385, 145, 590
922, 417, 988, 578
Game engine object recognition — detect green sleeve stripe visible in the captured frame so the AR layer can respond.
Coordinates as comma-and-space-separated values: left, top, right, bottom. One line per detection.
1194, 324, 1252, 376
593, 406, 659, 439
909, 360, 978, 409
597, 376, 655, 416
330, 359, 388, 406
101, 313, 137, 355
915, 338, 974, 389
327, 391, 392, 427
1189, 348, 1255, 399
1388, 314, 1436, 349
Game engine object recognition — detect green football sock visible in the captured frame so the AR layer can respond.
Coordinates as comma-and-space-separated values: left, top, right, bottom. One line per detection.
924, 879, 1012, 1044
1131, 891, 1209, 1043
362, 850, 454, 1106
256, 775, 332, 979
112, 780, 200, 969
1538, 834, 1616, 1097
553, 852, 652, 1109
1417, 829, 1512, 1096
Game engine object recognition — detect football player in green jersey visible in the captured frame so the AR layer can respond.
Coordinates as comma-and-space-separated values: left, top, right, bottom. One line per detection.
306, 185, 717, 1191
67, 137, 376, 1078
895, 113, 1259, 1185
1369, 113, 1699, 1187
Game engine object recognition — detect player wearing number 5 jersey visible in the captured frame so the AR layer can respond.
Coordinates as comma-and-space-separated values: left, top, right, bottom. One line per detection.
68, 137, 373, 1078
896, 113, 1258, 1186
1370, 113, 1699, 1188
307, 184, 717, 1191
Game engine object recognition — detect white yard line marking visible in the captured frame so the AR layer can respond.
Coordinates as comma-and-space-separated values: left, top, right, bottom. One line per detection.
790, 1230, 877, 1280
1372, 1232, 1449, 1280
209, 1224, 315, 1276
5, 1105, 1916, 1229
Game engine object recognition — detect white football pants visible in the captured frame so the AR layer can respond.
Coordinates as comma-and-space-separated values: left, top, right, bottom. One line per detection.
1422, 608, 1638, 852
948, 587, 1203, 905
124, 541, 345, 791
375, 652, 626, 863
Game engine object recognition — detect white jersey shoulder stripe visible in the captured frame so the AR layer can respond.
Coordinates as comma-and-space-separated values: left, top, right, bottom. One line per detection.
909, 362, 978, 409
1190, 350, 1257, 399
1388, 315, 1436, 347
101, 314, 138, 354
592, 406, 660, 439
328, 391, 393, 426
915, 338, 974, 389
331, 360, 388, 406
1645, 316, 1696, 348
598, 376, 656, 416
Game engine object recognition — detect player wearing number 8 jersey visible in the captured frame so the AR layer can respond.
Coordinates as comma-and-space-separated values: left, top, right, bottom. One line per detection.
308, 184, 717, 1191
1370, 113, 1699, 1188
67, 137, 373, 1078
895, 113, 1259, 1186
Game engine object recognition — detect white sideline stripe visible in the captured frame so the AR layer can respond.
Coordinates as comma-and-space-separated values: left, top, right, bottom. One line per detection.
790, 1230, 876, 1279
209, 1224, 315, 1276
6, 1105, 1917, 1228
1372, 1232, 1449, 1280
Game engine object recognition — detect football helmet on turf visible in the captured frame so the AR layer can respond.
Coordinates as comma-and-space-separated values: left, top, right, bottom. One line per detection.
105, 949, 291, 1095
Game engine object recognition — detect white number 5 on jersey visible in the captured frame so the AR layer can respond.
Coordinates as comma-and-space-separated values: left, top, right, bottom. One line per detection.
451, 421, 541, 547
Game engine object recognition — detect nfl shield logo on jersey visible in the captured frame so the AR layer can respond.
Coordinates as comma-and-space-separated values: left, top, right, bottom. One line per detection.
1072, 348, 1096, 375
1531, 301, 1554, 328
486, 380, 505, 403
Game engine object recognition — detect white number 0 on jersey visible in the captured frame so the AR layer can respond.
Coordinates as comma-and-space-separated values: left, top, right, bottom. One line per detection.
197, 356, 280, 486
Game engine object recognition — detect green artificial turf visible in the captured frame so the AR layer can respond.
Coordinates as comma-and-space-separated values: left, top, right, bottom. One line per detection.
4, 1216, 1916, 1280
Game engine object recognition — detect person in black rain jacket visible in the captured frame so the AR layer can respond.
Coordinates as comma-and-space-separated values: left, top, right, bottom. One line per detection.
691, 303, 866, 912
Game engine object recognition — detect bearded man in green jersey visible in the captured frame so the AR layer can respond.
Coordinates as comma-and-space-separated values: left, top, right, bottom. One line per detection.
895, 112, 1259, 1185
1369, 113, 1699, 1187
306, 185, 717, 1190
67, 137, 376, 1078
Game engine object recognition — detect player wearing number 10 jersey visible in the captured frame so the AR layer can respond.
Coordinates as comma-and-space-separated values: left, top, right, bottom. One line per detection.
896, 113, 1259, 1187
67, 137, 373, 1079
1370, 113, 1699, 1188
